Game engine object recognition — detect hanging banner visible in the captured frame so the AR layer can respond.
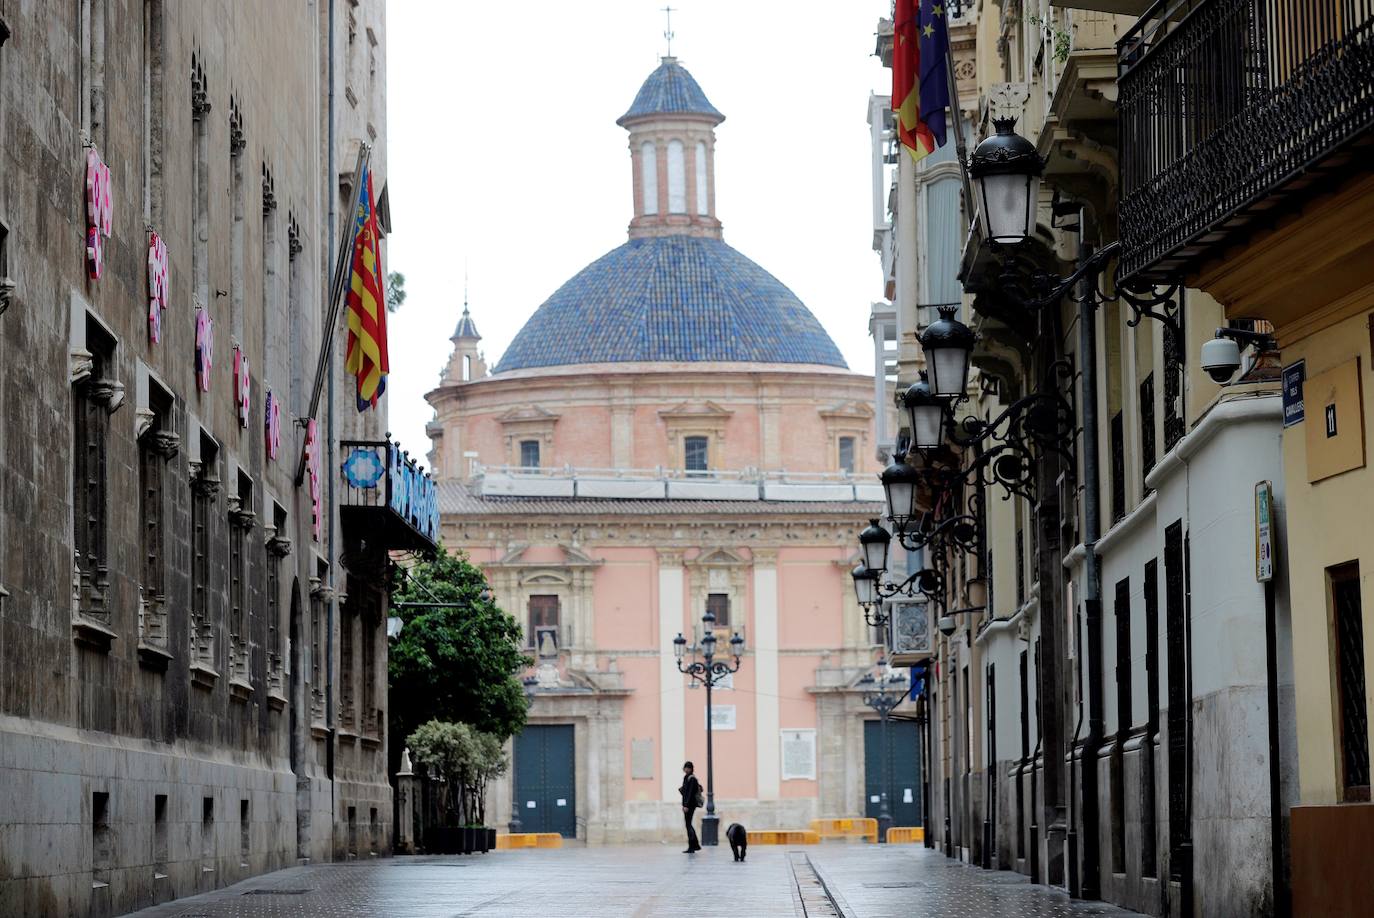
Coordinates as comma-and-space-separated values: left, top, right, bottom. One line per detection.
233, 347, 250, 428
194, 308, 214, 392
147, 232, 169, 342
85, 147, 113, 280
265, 391, 282, 460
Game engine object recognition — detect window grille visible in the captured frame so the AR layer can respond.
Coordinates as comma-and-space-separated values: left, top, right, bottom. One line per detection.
1332, 563, 1370, 801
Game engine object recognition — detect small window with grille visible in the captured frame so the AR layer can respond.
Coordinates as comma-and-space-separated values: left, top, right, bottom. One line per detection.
1331, 562, 1370, 802
528, 595, 560, 652
706, 593, 730, 630
684, 436, 709, 474
838, 436, 856, 474
519, 439, 540, 469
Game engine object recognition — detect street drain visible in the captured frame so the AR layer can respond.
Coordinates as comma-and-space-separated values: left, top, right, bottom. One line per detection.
788, 853, 845, 917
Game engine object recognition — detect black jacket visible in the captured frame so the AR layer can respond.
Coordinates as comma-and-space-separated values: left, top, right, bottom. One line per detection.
680, 774, 701, 808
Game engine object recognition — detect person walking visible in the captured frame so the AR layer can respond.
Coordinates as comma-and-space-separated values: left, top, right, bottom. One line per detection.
680, 761, 703, 853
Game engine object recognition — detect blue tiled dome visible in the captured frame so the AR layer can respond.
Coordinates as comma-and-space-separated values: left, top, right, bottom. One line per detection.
617, 57, 724, 126
494, 236, 847, 372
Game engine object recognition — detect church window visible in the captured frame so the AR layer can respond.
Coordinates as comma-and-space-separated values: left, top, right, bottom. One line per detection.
640, 141, 658, 215
838, 436, 856, 474
684, 435, 709, 474
695, 141, 708, 215
667, 140, 687, 213
528, 595, 560, 651
706, 592, 730, 630
190, 431, 219, 670
519, 439, 541, 469
73, 317, 117, 626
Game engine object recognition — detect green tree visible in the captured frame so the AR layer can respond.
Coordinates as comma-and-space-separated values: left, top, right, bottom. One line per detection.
386, 271, 406, 311
389, 548, 529, 747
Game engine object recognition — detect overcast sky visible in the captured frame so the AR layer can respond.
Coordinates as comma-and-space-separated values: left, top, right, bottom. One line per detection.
384, 0, 891, 459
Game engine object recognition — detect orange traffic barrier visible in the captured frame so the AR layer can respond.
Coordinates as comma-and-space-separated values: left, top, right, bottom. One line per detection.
495, 832, 563, 849
810, 817, 879, 843
746, 829, 820, 845
885, 826, 925, 844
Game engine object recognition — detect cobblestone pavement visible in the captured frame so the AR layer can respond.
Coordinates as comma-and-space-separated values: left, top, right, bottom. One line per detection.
121, 844, 1146, 918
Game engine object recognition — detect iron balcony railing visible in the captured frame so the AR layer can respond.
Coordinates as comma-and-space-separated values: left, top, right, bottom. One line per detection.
1117, 0, 1374, 282
339, 436, 439, 551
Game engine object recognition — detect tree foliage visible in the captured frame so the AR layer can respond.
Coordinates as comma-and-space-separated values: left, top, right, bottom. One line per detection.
389, 547, 529, 746
385, 271, 406, 311
407, 719, 508, 826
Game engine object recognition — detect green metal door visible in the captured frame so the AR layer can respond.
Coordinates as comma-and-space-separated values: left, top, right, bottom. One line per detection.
864, 719, 921, 828
514, 724, 576, 837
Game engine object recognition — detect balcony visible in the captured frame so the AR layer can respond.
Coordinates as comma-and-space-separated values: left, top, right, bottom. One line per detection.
472, 465, 885, 503
1118, 0, 1374, 283
339, 437, 439, 553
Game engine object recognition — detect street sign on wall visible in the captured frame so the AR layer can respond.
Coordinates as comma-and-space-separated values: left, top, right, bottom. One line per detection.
1282, 360, 1305, 427
1255, 481, 1275, 582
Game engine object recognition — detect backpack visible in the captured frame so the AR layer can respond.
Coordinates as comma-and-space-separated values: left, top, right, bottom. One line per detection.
694, 787, 705, 808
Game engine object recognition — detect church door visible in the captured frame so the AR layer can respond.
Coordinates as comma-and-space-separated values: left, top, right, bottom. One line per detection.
514, 724, 576, 837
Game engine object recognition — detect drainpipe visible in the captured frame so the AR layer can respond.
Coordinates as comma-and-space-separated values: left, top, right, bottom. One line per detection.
325, 0, 338, 821
1075, 225, 1105, 901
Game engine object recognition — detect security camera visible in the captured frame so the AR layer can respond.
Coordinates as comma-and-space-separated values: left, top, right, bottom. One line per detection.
1200, 335, 1242, 384
938, 615, 956, 636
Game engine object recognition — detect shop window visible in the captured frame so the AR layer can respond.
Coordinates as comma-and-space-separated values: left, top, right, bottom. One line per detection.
838, 436, 856, 474
529, 594, 560, 653
684, 435, 709, 474
1331, 562, 1370, 801
706, 592, 730, 630
520, 439, 540, 469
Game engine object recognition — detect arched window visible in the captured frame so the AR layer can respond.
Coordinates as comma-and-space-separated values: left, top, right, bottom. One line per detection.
640, 141, 658, 215
695, 142, 709, 215
667, 140, 687, 213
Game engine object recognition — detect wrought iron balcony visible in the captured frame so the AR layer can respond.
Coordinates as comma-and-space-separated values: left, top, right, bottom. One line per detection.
339, 436, 439, 553
1118, 0, 1374, 282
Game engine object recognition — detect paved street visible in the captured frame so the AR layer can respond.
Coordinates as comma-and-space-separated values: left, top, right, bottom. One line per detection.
122, 845, 1144, 918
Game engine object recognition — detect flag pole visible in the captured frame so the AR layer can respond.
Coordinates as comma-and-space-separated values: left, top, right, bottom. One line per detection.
941, 19, 977, 241
298, 141, 371, 485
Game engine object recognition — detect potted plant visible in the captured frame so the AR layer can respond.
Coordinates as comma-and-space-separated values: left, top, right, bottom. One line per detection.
408, 719, 509, 855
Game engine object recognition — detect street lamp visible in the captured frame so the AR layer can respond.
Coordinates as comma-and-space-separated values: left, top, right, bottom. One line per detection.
674, 609, 744, 847
902, 372, 952, 451
919, 305, 977, 398
968, 117, 1043, 246
880, 457, 922, 534
858, 519, 892, 575
860, 655, 909, 843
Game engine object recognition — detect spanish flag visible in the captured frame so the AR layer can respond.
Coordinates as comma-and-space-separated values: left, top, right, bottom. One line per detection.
893, 0, 950, 163
344, 167, 389, 411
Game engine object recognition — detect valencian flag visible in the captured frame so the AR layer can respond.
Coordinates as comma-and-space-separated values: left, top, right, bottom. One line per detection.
344, 165, 389, 411
892, 0, 951, 162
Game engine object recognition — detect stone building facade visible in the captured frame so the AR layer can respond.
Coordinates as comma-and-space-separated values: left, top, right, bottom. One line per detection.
0, 2, 425, 915
425, 58, 916, 843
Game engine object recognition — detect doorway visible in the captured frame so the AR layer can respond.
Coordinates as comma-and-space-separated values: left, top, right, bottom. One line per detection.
514, 724, 576, 837
864, 719, 922, 828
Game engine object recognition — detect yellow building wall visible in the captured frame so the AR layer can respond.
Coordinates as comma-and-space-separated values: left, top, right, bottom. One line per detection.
1275, 307, 1374, 805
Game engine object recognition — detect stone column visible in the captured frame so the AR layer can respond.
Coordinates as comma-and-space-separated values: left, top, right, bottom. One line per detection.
395, 748, 416, 853
753, 553, 781, 799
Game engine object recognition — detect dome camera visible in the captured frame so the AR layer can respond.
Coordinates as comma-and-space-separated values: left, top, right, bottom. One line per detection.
1200, 334, 1242, 384
938, 615, 957, 636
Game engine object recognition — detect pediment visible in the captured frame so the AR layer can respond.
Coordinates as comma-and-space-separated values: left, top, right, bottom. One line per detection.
689, 547, 748, 568
492, 543, 602, 570
658, 400, 734, 421
819, 401, 874, 421
497, 405, 560, 425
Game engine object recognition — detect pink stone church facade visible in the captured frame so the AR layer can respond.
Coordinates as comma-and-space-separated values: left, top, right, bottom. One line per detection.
424, 59, 911, 843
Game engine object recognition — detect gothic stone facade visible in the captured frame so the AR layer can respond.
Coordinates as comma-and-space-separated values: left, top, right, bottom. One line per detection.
0, 2, 393, 915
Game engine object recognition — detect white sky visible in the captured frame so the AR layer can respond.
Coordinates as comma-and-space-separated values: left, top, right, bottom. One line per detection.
384, 0, 891, 460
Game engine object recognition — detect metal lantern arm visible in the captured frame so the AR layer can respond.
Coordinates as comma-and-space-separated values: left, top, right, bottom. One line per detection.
677, 654, 742, 687
873, 565, 947, 608
893, 510, 981, 556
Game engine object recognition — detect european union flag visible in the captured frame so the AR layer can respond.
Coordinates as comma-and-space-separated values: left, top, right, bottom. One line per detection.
917, 1, 951, 152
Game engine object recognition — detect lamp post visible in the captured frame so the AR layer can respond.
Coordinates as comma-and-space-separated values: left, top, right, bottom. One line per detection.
860, 655, 908, 843
674, 610, 744, 847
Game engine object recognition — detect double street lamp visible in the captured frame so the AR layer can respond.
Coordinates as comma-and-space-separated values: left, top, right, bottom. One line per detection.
674, 610, 744, 847
859, 655, 908, 843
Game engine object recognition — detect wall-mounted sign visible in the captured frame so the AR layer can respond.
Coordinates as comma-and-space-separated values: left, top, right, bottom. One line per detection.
1303, 357, 1365, 483
706, 705, 736, 731
1255, 481, 1274, 583
387, 440, 439, 542
265, 391, 282, 460
85, 147, 113, 280
780, 729, 816, 781
194, 308, 214, 392
233, 347, 250, 428
1281, 360, 1305, 428
147, 232, 168, 342
889, 600, 931, 662
305, 418, 323, 541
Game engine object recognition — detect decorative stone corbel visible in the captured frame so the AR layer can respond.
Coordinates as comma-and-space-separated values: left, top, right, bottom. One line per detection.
150, 430, 180, 460
88, 377, 125, 413
69, 347, 94, 384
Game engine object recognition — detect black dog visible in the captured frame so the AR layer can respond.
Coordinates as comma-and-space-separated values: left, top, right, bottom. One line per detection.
726, 823, 748, 861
